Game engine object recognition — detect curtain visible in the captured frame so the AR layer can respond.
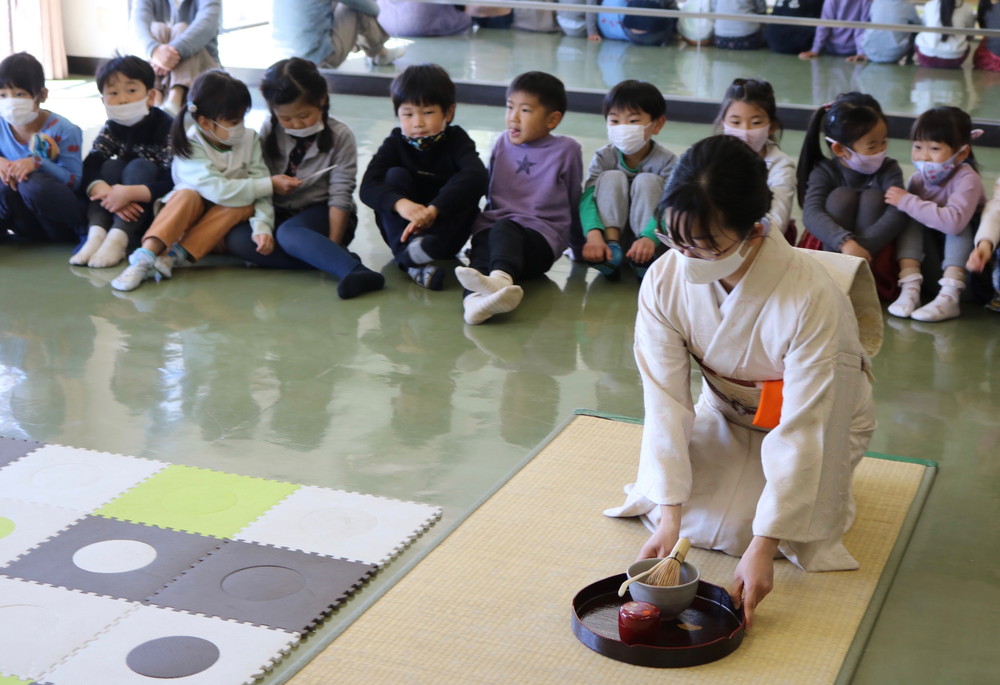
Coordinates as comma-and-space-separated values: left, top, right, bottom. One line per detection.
2, 0, 68, 79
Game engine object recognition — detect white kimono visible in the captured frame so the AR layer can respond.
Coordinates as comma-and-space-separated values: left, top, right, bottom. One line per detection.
605, 230, 881, 572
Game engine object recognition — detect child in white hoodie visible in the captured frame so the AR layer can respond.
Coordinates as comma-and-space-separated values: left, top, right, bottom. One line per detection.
112, 69, 293, 291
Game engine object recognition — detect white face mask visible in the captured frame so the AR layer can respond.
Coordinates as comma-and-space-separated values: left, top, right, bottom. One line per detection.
826, 137, 887, 175
0, 97, 39, 127
204, 120, 246, 146
607, 122, 650, 156
673, 235, 752, 284
723, 123, 770, 153
283, 120, 324, 138
106, 100, 149, 127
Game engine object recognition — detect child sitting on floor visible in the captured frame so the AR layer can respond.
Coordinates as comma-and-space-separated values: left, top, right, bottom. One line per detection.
455, 71, 583, 324
0, 52, 84, 244
580, 79, 674, 281
73, 54, 173, 268
360, 63, 488, 290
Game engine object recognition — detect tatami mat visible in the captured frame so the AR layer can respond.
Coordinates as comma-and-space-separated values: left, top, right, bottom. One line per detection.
289, 413, 935, 685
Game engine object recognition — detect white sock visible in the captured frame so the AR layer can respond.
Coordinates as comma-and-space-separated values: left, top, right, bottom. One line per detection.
911, 277, 964, 322
463, 285, 524, 325
69, 226, 107, 265
887, 272, 923, 318
87, 228, 129, 268
455, 266, 513, 294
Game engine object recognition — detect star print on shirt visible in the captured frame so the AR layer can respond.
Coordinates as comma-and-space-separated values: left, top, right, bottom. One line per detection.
516, 154, 537, 175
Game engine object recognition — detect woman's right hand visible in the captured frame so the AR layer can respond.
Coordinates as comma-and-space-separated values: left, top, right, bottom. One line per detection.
271, 175, 302, 195
637, 504, 681, 560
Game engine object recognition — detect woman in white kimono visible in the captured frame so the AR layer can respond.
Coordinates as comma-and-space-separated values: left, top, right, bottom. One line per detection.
605, 135, 882, 626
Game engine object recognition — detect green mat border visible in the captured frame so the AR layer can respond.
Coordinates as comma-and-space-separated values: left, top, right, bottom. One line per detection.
571, 408, 938, 685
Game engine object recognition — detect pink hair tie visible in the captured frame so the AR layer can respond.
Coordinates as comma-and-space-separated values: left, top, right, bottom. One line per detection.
971, 128, 984, 140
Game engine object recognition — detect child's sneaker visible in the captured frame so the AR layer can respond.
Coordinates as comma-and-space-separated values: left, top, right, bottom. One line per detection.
368, 44, 407, 67
985, 293, 1000, 313
407, 265, 444, 290
111, 250, 155, 292
154, 254, 177, 279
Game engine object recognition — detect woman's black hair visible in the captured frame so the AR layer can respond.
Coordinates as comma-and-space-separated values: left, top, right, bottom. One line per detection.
169, 70, 252, 158
713, 78, 783, 144
979, 0, 995, 27
260, 57, 332, 160
602, 80, 666, 120
390, 63, 456, 115
0, 52, 45, 97
656, 135, 771, 253
95, 54, 155, 93
796, 92, 887, 206
911, 106, 980, 172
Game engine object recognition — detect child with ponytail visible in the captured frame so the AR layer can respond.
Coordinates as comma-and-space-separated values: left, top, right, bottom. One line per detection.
885, 106, 985, 321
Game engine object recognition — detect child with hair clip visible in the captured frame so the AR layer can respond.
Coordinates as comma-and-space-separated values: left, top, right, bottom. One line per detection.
915, 0, 977, 68
112, 70, 290, 292
455, 71, 583, 324
797, 92, 909, 294
715, 78, 797, 242
74, 54, 173, 268
580, 79, 674, 282
223, 57, 384, 300
885, 107, 985, 321
361, 64, 488, 291
968, 177, 1000, 311
0, 52, 84, 244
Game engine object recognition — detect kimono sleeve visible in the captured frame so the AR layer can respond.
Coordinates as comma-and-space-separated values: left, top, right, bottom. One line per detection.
631, 266, 697, 506
754, 286, 863, 543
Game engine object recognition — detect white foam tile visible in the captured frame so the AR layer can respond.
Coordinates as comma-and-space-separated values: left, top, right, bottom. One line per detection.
0, 498, 84, 566
0, 577, 137, 680
43, 604, 300, 685
0, 446, 166, 513
236, 486, 441, 565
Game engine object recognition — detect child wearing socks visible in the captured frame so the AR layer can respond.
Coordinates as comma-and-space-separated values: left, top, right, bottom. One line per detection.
581, 79, 674, 281
455, 71, 583, 325
360, 64, 487, 290
223, 57, 383, 299
73, 55, 173, 268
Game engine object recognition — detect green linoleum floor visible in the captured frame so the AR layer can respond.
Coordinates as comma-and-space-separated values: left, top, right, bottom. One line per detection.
4, 88, 1000, 683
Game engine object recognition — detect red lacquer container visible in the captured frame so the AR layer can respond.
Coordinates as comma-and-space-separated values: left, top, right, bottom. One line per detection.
618, 601, 661, 645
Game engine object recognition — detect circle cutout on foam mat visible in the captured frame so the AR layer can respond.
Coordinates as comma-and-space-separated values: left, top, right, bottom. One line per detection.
161, 485, 239, 515
126, 635, 220, 678
301, 507, 379, 538
72, 539, 158, 573
221, 565, 307, 601
0, 516, 14, 539
32, 463, 102, 490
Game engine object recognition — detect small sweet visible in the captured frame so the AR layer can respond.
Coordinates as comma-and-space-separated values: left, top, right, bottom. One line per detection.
618, 600, 661, 645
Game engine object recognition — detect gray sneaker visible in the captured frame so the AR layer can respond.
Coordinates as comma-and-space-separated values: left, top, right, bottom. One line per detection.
111, 252, 155, 292
154, 254, 176, 279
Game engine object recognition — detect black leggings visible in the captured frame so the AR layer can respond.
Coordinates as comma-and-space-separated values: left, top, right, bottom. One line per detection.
468, 219, 556, 284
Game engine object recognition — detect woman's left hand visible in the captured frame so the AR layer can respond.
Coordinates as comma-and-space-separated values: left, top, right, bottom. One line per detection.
253, 233, 275, 255
729, 536, 778, 629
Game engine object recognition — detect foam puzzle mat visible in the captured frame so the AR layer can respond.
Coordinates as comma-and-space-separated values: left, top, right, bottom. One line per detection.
0, 437, 441, 684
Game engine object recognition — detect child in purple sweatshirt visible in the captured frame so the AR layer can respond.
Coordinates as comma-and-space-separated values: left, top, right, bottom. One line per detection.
885, 106, 985, 322
799, 0, 870, 61
455, 71, 583, 325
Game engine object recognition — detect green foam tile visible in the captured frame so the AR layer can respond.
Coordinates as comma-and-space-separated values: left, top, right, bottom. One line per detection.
95, 465, 298, 539
0, 677, 33, 685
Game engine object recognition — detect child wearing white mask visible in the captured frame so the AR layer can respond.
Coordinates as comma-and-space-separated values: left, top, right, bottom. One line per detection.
716, 78, 796, 242
797, 92, 908, 298
884, 106, 985, 321
0, 52, 84, 244
112, 69, 291, 292
580, 80, 675, 281
73, 55, 174, 268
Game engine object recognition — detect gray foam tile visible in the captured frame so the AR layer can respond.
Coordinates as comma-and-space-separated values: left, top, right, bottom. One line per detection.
0, 436, 44, 468
147, 540, 377, 632
2, 515, 223, 601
